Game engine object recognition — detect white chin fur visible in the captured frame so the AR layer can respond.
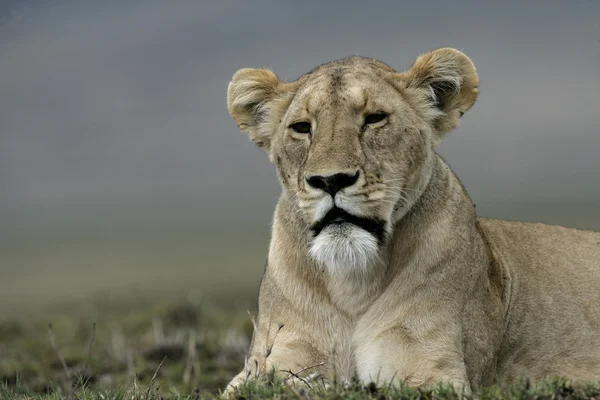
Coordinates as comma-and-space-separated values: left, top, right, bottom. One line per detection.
309, 223, 380, 275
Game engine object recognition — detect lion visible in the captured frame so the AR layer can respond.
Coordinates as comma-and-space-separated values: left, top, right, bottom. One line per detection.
223, 48, 600, 396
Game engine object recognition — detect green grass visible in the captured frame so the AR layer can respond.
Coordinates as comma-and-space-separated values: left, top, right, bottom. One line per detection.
1, 298, 600, 400
0, 297, 253, 399
2, 372, 600, 400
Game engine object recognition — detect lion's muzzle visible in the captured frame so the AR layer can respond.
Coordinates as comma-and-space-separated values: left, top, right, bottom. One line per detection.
310, 206, 386, 244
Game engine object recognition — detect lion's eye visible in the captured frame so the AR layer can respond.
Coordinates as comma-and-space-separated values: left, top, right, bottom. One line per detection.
364, 113, 387, 125
290, 122, 311, 134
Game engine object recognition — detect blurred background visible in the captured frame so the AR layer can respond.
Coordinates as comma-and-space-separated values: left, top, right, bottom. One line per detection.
1, 0, 599, 319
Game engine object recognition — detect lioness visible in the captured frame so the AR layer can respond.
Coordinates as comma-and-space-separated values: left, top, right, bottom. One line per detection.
224, 48, 600, 395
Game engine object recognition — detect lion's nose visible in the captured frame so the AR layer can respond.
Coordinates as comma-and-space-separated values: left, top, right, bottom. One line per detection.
305, 171, 359, 196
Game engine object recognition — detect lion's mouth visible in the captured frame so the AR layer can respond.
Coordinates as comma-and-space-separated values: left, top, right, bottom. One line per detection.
310, 207, 386, 244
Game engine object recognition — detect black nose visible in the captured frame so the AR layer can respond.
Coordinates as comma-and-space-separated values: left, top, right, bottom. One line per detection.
305, 171, 359, 196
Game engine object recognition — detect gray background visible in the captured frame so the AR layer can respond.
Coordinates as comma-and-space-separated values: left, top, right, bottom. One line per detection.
1, 0, 599, 317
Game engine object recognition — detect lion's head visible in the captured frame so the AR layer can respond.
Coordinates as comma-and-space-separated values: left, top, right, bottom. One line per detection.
227, 48, 478, 274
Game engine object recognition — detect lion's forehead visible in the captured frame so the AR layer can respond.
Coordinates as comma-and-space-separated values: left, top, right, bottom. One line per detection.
292, 70, 393, 116
303, 55, 397, 77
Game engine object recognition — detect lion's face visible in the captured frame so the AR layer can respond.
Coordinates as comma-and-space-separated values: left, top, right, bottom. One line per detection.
228, 49, 479, 273
270, 66, 435, 273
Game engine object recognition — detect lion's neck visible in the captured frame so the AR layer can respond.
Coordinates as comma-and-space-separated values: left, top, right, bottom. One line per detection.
390, 148, 436, 225
269, 154, 479, 316
385, 153, 478, 275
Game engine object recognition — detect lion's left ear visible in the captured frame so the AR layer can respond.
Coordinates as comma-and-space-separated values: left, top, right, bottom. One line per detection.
399, 48, 479, 140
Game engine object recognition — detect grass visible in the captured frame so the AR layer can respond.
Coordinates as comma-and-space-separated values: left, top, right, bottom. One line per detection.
0, 296, 253, 399
2, 372, 600, 400
1, 297, 600, 400
2, 206, 600, 398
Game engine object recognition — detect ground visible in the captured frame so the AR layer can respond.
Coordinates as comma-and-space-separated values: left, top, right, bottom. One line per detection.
2, 206, 600, 399
0, 297, 251, 399
1, 297, 600, 400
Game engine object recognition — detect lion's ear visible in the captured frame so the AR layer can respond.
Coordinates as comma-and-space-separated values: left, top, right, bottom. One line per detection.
227, 68, 283, 152
399, 48, 479, 140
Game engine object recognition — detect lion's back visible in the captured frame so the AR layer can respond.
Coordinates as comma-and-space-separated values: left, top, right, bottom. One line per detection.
479, 217, 600, 383
479, 217, 600, 268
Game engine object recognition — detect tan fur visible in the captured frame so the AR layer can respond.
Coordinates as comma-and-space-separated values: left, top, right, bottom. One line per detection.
224, 48, 600, 396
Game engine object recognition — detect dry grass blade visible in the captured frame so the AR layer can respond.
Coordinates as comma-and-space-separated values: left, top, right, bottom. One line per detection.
183, 329, 199, 386
242, 310, 257, 382
127, 348, 135, 378
83, 321, 97, 375
145, 355, 167, 400
48, 323, 71, 381
281, 362, 326, 383
246, 310, 258, 334
281, 361, 326, 392
264, 298, 274, 359
48, 323, 74, 399
280, 369, 313, 390
385, 370, 399, 391
133, 373, 141, 398
265, 323, 284, 359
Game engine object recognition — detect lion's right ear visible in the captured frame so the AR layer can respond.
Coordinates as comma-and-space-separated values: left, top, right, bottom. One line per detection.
398, 48, 479, 143
227, 68, 283, 152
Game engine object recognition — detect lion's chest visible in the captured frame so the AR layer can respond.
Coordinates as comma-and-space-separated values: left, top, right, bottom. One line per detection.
323, 266, 387, 316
